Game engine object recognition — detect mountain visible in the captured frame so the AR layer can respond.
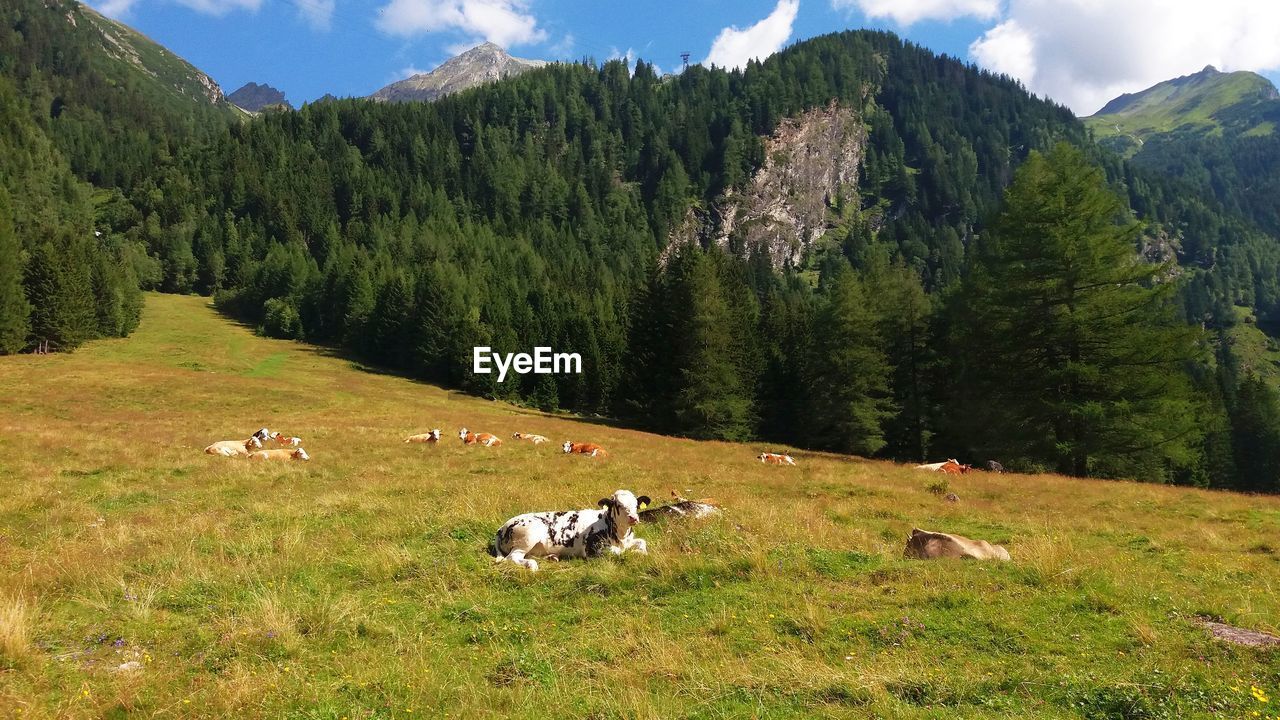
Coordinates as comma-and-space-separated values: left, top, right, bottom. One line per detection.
228, 81, 292, 112
370, 42, 547, 102
1085, 66, 1279, 154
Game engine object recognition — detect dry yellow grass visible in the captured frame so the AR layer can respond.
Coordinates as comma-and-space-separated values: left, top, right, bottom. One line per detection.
0, 293, 1278, 718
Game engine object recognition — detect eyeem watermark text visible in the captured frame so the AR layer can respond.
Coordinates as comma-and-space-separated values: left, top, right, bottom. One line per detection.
472, 347, 582, 383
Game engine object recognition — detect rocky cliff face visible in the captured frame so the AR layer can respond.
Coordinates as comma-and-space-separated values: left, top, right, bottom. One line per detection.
666, 103, 866, 269
228, 82, 291, 112
371, 42, 546, 103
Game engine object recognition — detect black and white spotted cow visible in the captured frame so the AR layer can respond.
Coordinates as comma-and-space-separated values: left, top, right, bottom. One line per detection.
492, 489, 651, 572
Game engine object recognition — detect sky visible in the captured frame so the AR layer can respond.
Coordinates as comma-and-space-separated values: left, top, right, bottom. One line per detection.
88, 0, 1280, 115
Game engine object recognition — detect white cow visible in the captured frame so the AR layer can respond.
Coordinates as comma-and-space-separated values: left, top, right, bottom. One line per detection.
405, 429, 442, 443
204, 436, 263, 457
492, 489, 651, 572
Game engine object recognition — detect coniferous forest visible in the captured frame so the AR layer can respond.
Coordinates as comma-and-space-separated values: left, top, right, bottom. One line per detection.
5, 0, 1280, 491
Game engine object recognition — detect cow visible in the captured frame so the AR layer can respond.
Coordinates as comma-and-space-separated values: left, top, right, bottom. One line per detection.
492, 489, 651, 572
405, 429, 442, 444
985, 460, 1006, 474
563, 441, 607, 458
204, 436, 263, 457
272, 432, 303, 447
459, 428, 502, 447
903, 528, 1010, 561
940, 462, 972, 475
512, 432, 549, 445
915, 459, 963, 472
251, 428, 272, 443
248, 448, 310, 462
757, 452, 796, 465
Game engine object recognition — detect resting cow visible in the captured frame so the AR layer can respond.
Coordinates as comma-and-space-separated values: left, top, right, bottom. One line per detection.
512, 432, 549, 444
248, 448, 311, 462
405, 429, 442, 443
563, 441, 607, 458
459, 428, 502, 447
985, 460, 1006, 473
757, 452, 796, 465
272, 432, 303, 447
903, 528, 1010, 561
492, 489, 651, 572
204, 436, 262, 457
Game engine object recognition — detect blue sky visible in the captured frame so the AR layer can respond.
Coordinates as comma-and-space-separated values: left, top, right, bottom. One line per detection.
89, 0, 1280, 115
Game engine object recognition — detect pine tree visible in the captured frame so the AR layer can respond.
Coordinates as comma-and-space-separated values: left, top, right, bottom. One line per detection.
1229, 375, 1280, 494
0, 189, 31, 353
24, 238, 97, 351
806, 262, 894, 455
670, 248, 754, 441
949, 143, 1204, 480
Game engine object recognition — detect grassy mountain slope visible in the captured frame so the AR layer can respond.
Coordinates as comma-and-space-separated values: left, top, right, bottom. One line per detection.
1086, 66, 1280, 155
1, 294, 1277, 717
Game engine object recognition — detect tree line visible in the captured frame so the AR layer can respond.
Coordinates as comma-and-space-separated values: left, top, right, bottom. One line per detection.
2, 2, 1280, 491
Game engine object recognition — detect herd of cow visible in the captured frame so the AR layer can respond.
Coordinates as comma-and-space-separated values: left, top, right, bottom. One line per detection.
202, 424, 1006, 571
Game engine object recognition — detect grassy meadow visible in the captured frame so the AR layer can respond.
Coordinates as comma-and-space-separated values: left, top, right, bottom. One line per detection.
1, 293, 1278, 719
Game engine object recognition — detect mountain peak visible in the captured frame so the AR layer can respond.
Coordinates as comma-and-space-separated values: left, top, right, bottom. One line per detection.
371, 43, 547, 103
227, 81, 292, 112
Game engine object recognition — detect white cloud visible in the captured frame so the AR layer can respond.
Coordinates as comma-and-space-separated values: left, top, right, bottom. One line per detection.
704, 0, 799, 70
292, 0, 335, 29
374, 0, 546, 47
966, 0, 1280, 114
93, 0, 140, 16
547, 33, 574, 59
833, 0, 998, 26
90, 0, 266, 19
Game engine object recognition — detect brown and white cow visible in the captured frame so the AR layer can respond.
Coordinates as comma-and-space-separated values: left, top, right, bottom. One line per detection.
757, 452, 796, 466
563, 441, 608, 458
903, 528, 1010, 561
405, 429, 442, 444
512, 432, 549, 445
204, 436, 263, 457
915, 459, 968, 473
492, 489, 651, 572
272, 432, 303, 447
459, 428, 502, 447
248, 448, 310, 462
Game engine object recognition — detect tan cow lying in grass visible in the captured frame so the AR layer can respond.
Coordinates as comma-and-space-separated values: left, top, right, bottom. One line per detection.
903, 528, 1010, 561
204, 436, 263, 457
492, 489, 651, 572
512, 432, 549, 444
248, 448, 310, 462
758, 452, 796, 465
459, 428, 502, 446
915, 459, 971, 473
563, 441, 607, 458
405, 429, 441, 443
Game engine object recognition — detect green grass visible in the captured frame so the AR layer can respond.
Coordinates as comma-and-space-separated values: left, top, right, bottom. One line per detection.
1, 294, 1278, 718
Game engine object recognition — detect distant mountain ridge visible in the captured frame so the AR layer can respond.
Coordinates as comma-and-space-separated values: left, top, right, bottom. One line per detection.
228, 82, 291, 112
371, 42, 547, 103
1086, 65, 1279, 154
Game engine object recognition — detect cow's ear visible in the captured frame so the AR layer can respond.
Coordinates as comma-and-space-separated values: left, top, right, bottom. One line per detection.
637, 496, 651, 509
598, 498, 613, 509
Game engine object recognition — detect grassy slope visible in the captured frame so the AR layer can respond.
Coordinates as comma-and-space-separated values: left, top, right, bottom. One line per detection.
1, 294, 1278, 719
1226, 306, 1280, 391
1085, 70, 1277, 154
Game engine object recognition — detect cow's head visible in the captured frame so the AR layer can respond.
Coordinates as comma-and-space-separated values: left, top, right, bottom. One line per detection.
757, 453, 767, 461
293, 448, 310, 461
245, 436, 263, 450
598, 490, 651, 527
458, 428, 469, 441
254, 427, 271, 441
562, 441, 573, 454
430, 429, 441, 441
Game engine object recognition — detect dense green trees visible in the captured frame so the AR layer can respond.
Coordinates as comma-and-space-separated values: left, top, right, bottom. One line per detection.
8, 0, 1280, 491
944, 144, 1204, 479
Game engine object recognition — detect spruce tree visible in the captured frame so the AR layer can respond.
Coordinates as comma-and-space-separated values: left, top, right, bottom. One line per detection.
0, 189, 31, 354
949, 143, 1203, 480
806, 262, 894, 455
670, 248, 754, 441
